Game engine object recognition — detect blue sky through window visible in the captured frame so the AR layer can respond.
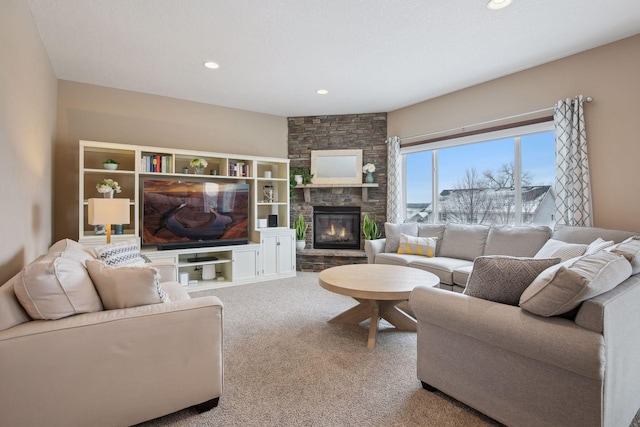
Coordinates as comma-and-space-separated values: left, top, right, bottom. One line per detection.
405, 131, 555, 204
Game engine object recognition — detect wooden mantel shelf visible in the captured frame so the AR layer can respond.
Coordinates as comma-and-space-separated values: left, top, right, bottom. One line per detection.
295, 183, 379, 202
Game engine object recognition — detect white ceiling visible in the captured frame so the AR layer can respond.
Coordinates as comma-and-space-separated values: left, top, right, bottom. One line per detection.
27, 0, 640, 118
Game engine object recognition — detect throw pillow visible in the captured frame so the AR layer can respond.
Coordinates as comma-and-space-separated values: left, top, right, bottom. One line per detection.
48, 238, 96, 261
584, 237, 615, 255
519, 251, 632, 317
86, 260, 168, 310
463, 256, 560, 305
397, 234, 437, 257
534, 239, 588, 262
609, 236, 640, 274
93, 238, 146, 267
438, 223, 490, 261
13, 253, 104, 320
384, 222, 418, 253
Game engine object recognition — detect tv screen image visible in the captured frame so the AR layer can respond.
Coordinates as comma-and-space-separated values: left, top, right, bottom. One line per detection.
142, 180, 249, 249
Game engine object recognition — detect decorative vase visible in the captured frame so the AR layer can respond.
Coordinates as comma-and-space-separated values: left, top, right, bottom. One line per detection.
103, 190, 114, 198
103, 163, 118, 170
365, 171, 374, 183
193, 166, 204, 174
294, 175, 303, 185
296, 240, 305, 251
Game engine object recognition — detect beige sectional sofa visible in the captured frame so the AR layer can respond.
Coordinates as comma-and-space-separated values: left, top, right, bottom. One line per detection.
0, 240, 223, 427
365, 222, 553, 291
400, 224, 640, 427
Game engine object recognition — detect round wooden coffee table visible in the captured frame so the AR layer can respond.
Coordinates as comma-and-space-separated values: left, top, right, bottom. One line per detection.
319, 264, 439, 349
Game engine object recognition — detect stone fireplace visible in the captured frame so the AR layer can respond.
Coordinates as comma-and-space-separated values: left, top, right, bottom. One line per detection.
313, 206, 361, 250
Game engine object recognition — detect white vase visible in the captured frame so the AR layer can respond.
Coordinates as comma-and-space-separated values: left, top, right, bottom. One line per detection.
103, 190, 114, 198
294, 175, 303, 185
296, 240, 305, 250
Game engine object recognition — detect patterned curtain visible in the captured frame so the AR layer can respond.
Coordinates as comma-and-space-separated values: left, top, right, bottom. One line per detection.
554, 95, 593, 226
386, 136, 402, 223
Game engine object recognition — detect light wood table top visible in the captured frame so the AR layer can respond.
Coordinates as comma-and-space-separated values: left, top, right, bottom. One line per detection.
319, 264, 439, 348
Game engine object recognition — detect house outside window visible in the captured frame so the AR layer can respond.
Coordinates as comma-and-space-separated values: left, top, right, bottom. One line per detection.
403, 122, 556, 227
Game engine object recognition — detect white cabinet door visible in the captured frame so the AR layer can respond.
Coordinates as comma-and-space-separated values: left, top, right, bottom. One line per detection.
233, 246, 260, 282
260, 229, 296, 279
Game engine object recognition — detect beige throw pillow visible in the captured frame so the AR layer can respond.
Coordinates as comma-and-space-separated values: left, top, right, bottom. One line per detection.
609, 236, 640, 274
86, 260, 168, 310
463, 256, 560, 306
520, 251, 632, 317
14, 253, 104, 320
397, 234, 437, 257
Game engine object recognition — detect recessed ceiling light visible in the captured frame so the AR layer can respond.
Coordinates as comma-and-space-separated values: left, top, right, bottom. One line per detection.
487, 0, 512, 10
203, 61, 220, 69
316, 89, 328, 95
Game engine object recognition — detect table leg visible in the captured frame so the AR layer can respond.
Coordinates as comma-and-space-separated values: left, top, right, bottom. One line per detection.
379, 300, 417, 331
367, 301, 380, 349
327, 300, 370, 324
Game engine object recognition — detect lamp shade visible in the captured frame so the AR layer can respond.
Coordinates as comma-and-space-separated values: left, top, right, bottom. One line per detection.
87, 198, 130, 225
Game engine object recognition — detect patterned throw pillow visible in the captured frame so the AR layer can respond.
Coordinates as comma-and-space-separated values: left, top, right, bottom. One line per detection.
86, 260, 169, 310
93, 239, 146, 267
464, 256, 561, 306
397, 234, 437, 257
584, 237, 615, 255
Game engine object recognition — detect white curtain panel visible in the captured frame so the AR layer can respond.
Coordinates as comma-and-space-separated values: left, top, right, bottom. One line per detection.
554, 95, 593, 227
386, 136, 402, 224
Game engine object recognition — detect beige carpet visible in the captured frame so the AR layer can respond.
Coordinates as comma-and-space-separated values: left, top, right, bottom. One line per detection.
137, 272, 640, 427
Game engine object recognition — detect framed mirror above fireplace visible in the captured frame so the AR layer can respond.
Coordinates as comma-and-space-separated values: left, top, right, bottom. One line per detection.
311, 149, 362, 184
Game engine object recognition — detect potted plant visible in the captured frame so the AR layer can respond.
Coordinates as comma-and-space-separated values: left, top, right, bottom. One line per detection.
190, 158, 208, 174
289, 167, 314, 200
362, 214, 381, 240
293, 213, 308, 250
96, 179, 122, 198
103, 159, 120, 170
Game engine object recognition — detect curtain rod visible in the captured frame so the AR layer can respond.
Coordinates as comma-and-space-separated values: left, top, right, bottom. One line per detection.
398, 96, 593, 143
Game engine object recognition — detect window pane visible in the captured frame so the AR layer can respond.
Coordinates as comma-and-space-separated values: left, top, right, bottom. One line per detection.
405, 151, 432, 222
438, 139, 514, 225
521, 131, 556, 226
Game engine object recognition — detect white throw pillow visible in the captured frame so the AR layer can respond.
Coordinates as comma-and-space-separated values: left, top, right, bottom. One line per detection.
86, 260, 168, 310
609, 236, 640, 274
397, 234, 437, 257
584, 237, 615, 255
534, 239, 588, 262
520, 251, 632, 317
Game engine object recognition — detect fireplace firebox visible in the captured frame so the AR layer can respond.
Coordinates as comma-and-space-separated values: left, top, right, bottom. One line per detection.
313, 206, 361, 250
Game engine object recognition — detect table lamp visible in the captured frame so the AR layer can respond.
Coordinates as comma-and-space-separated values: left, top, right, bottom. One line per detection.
88, 198, 130, 243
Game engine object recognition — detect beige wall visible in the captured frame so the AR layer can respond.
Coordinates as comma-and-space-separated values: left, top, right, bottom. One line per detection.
0, 0, 57, 284
55, 81, 288, 240
389, 35, 640, 232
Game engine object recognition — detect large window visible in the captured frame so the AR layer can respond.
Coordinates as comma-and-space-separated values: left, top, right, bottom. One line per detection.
403, 122, 556, 226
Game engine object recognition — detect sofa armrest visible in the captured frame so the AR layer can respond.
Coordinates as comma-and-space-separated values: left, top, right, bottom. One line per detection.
150, 261, 178, 282
409, 286, 604, 379
0, 296, 223, 426
364, 238, 386, 264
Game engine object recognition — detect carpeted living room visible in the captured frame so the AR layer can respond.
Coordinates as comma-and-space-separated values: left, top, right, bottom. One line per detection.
3, 1, 640, 426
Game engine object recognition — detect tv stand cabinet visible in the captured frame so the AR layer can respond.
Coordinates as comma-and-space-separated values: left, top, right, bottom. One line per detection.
78, 140, 295, 291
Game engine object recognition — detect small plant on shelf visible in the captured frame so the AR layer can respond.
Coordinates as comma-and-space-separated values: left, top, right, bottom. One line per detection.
362, 214, 381, 240
96, 179, 122, 194
103, 159, 120, 170
289, 167, 314, 200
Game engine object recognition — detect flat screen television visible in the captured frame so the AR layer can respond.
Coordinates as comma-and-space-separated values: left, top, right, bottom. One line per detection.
142, 179, 250, 250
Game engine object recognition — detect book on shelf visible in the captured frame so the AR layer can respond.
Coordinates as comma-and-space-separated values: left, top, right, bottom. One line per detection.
141, 155, 172, 173
228, 161, 250, 177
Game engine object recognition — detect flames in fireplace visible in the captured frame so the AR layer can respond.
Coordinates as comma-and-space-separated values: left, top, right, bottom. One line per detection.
319, 222, 352, 242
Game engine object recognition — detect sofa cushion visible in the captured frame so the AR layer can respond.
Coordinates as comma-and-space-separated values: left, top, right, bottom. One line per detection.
439, 223, 490, 261
93, 239, 146, 267
0, 276, 32, 332
384, 222, 418, 253
13, 253, 104, 320
484, 225, 552, 257
408, 257, 473, 285
397, 234, 436, 257
375, 252, 415, 267
464, 256, 560, 305
609, 236, 640, 274
534, 239, 588, 262
48, 238, 96, 261
452, 265, 473, 287
86, 260, 168, 310
417, 224, 446, 255
520, 251, 632, 317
